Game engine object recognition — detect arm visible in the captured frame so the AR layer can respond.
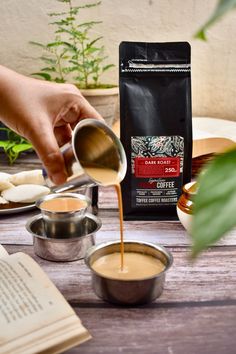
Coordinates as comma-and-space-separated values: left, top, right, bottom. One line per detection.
0, 65, 102, 184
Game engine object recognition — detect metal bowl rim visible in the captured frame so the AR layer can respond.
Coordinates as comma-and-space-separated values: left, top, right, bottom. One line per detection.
84, 239, 173, 282
26, 212, 102, 242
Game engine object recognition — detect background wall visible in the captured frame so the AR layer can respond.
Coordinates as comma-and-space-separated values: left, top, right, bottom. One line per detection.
0, 0, 236, 120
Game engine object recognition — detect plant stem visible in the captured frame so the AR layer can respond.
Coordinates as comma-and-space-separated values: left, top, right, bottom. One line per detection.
80, 38, 88, 88
55, 50, 64, 81
68, 0, 78, 59
68, 0, 88, 87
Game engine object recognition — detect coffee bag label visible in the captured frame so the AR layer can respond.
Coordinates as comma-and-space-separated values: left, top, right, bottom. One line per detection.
131, 136, 184, 207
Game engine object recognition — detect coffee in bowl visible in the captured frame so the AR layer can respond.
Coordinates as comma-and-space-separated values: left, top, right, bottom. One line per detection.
85, 240, 173, 305
40, 196, 87, 212
36, 193, 91, 238
91, 251, 165, 280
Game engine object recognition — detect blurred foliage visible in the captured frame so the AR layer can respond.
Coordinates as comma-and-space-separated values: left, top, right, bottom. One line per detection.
194, 0, 236, 40
0, 127, 33, 164
191, 148, 236, 257
192, 0, 236, 256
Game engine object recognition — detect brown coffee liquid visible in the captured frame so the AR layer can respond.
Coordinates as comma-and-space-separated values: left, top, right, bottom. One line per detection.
92, 252, 165, 280
83, 166, 119, 186
115, 183, 124, 270
40, 197, 87, 212
84, 166, 124, 270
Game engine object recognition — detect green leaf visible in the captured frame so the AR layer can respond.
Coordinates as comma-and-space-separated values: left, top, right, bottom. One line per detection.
102, 64, 115, 72
50, 17, 75, 25
47, 41, 65, 48
50, 19, 70, 26
87, 36, 103, 47
31, 72, 52, 81
54, 77, 66, 83
194, 29, 207, 41
191, 148, 236, 257
40, 57, 57, 65
71, 2, 101, 11
48, 11, 68, 17
0, 141, 8, 149
41, 67, 56, 72
77, 21, 102, 28
29, 41, 47, 49
69, 60, 80, 66
85, 47, 100, 54
12, 143, 32, 154
62, 66, 78, 73
55, 27, 74, 35
61, 41, 77, 52
194, 0, 236, 40
0, 128, 33, 163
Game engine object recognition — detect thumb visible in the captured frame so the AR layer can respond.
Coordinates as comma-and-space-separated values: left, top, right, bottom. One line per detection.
28, 120, 67, 185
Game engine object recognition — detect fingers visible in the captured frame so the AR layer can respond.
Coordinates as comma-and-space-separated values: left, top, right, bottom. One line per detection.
56, 93, 104, 130
54, 124, 72, 147
23, 85, 104, 186
27, 119, 68, 185
78, 95, 103, 121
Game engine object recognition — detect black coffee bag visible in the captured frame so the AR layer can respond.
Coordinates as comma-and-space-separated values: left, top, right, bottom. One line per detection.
119, 41, 192, 220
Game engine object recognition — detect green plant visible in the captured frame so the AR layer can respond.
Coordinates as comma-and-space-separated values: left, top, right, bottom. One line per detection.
0, 127, 32, 164
192, 0, 236, 256
30, 0, 115, 89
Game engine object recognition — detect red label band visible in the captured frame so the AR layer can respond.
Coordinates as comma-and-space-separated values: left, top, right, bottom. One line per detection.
134, 157, 180, 178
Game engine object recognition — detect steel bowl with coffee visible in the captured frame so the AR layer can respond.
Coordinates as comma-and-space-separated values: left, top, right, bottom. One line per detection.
85, 240, 173, 305
25, 192, 102, 261
26, 212, 101, 262
36, 192, 90, 238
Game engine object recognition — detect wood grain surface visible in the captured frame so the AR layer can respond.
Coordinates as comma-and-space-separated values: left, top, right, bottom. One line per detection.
1, 153, 236, 354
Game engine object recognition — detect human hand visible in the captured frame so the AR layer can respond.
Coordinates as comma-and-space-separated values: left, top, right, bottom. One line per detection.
0, 66, 102, 184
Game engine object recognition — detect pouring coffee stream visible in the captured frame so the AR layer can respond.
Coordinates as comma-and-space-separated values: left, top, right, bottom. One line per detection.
82, 165, 125, 270
44, 119, 127, 270
74, 120, 127, 271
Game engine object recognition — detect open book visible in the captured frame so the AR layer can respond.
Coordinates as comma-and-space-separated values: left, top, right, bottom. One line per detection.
0, 244, 91, 354
193, 117, 236, 158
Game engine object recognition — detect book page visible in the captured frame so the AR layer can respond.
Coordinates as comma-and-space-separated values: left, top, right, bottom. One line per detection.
0, 244, 8, 258
2, 316, 90, 354
0, 252, 90, 353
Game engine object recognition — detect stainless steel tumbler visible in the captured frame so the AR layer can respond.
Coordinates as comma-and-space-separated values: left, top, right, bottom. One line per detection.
44, 119, 127, 192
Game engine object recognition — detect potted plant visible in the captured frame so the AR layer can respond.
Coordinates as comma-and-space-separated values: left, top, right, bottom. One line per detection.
30, 0, 118, 126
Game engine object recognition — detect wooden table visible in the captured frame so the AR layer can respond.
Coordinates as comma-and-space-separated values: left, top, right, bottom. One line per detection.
1, 154, 236, 354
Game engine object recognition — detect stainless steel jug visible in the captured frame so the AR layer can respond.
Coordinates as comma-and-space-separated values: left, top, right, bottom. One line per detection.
44, 119, 127, 193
